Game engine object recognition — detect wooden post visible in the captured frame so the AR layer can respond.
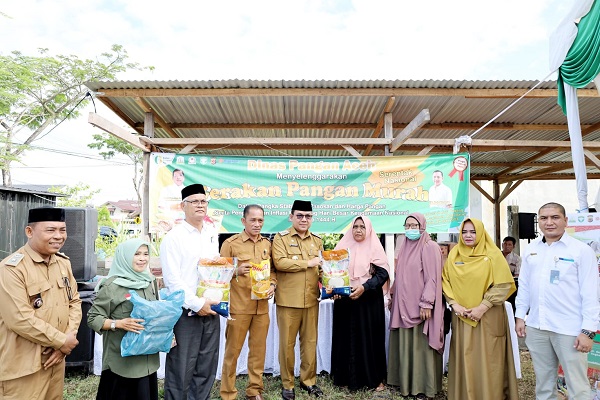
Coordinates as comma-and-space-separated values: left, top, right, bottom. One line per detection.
507, 204, 520, 255
493, 179, 501, 246
384, 113, 395, 280
142, 112, 154, 240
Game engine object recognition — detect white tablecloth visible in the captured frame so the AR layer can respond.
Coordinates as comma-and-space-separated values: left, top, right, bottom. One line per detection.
442, 302, 521, 378
94, 299, 391, 379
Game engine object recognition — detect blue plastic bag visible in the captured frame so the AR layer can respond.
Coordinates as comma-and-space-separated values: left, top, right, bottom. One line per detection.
120, 289, 184, 357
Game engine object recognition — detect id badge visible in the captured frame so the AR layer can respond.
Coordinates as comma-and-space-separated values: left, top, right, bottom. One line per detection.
550, 270, 560, 284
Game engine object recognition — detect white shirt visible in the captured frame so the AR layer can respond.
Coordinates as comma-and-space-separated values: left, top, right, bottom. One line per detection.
515, 233, 600, 336
428, 183, 453, 208
504, 252, 522, 276
160, 220, 219, 312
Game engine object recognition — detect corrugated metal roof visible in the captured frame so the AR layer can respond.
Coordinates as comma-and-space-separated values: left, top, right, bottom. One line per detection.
86, 78, 600, 182
87, 78, 575, 91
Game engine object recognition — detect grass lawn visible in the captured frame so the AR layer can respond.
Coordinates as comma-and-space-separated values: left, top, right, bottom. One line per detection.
65, 350, 537, 399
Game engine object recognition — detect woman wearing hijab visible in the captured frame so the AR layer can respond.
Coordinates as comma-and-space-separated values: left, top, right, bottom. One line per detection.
442, 218, 518, 400
387, 213, 444, 399
330, 215, 389, 392
88, 238, 159, 400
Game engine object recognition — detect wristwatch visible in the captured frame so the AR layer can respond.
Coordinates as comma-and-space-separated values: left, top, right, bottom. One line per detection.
110, 320, 116, 331
581, 329, 596, 340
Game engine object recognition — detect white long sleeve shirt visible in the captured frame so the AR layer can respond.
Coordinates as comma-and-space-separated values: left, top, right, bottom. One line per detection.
160, 220, 219, 312
515, 233, 600, 336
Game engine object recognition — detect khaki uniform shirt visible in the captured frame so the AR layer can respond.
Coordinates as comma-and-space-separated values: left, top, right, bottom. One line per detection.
0, 244, 82, 380
272, 227, 323, 309
220, 231, 275, 315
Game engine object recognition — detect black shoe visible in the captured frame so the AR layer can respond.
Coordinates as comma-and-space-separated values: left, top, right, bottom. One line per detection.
281, 388, 295, 400
299, 383, 324, 397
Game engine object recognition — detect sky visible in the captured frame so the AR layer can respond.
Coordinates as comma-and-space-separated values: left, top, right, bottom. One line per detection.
0, 0, 580, 205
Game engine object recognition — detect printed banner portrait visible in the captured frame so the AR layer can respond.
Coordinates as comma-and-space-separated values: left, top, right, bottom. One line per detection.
149, 153, 470, 234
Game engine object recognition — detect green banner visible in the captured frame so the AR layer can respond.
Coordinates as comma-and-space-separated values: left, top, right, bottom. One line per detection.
149, 153, 470, 234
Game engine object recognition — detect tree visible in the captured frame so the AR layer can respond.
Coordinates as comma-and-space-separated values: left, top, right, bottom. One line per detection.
97, 205, 114, 228
88, 132, 144, 205
0, 45, 150, 186
49, 182, 99, 207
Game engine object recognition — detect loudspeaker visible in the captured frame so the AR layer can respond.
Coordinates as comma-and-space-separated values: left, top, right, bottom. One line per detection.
65, 294, 95, 370
62, 208, 98, 281
518, 212, 537, 239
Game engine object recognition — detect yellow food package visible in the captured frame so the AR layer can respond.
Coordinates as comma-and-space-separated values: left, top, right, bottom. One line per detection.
250, 259, 271, 300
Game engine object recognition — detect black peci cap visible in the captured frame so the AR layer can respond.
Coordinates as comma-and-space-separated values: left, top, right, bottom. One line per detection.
28, 207, 66, 223
181, 183, 206, 200
291, 200, 312, 212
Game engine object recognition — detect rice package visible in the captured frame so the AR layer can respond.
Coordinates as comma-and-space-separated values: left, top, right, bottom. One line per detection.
320, 249, 351, 299
121, 289, 184, 357
250, 259, 271, 300
196, 257, 237, 318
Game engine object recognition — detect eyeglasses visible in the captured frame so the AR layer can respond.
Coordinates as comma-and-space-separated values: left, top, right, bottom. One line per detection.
184, 199, 209, 207
294, 213, 313, 220
404, 223, 419, 229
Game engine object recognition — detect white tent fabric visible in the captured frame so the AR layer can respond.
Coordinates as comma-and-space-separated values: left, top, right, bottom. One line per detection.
550, 0, 596, 212
549, 0, 595, 71
564, 83, 589, 211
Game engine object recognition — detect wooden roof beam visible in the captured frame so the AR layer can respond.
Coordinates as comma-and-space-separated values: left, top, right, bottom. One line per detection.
495, 120, 600, 177
363, 97, 396, 156
498, 180, 523, 203
149, 144, 583, 153
97, 98, 143, 135
180, 144, 198, 154
418, 146, 435, 156
390, 109, 430, 152
516, 173, 600, 180
88, 112, 148, 152
139, 136, 600, 149
473, 161, 573, 167
388, 138, 600, 149
134, 122, 581, 131
341, 145, 362, 158
140, 137, 390, 147
134, 97, 179, 139
584, 149, 600, 170
470, 181, 494, 203
494, 148, 554, 176
498, 164, 572, 184
172, 144, 382, 151
97, 87, 600, 98
363, 145, 590, 152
